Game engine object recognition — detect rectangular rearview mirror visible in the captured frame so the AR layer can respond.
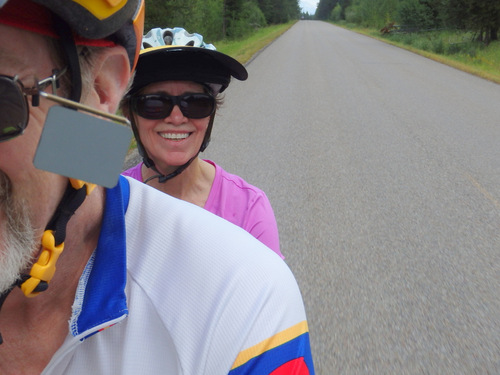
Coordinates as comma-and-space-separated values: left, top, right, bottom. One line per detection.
34, 106, 132, 188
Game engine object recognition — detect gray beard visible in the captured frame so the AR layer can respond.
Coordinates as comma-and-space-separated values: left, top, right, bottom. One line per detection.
0, 172, 37, 295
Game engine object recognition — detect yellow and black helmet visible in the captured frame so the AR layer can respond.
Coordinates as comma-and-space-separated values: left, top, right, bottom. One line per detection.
0, 0, 145, 70
35, 0, 145, 71
0, 0, 145, 100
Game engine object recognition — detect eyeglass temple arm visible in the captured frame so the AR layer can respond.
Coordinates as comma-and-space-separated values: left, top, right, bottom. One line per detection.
39, 91, 131, 127
31, 68, 65, 107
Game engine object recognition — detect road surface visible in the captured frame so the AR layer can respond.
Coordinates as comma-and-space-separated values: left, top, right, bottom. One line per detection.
125, 21, 500, 374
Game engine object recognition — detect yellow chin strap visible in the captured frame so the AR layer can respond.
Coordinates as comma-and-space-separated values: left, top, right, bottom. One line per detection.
69, 178, 97, 195
20, 230, 64, 297
20, 179, 96, 298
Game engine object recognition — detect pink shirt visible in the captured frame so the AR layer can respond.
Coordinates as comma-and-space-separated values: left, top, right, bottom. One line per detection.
122, 160, 283, 258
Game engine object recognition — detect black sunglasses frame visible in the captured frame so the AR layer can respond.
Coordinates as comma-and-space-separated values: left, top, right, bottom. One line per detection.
131, 93, 216, 120
0, 75, 31, 142
0, 68, 68, 142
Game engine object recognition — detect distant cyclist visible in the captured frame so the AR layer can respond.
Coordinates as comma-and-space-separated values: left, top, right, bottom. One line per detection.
122, 27, 283, 258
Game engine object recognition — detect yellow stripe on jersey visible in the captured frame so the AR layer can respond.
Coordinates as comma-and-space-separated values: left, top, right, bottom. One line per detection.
231, 320, 309, 370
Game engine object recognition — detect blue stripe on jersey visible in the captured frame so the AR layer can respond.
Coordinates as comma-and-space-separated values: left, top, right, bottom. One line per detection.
76, 176, 130, 337
229, 331, 314, 375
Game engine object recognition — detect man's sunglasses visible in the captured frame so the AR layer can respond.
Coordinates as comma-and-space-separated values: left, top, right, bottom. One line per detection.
130, 93, 216, 120
0, 68, 129, 142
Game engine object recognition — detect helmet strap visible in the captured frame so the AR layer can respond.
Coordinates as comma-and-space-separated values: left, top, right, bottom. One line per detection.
199, 112, 215, 152
129, 113, 156, 169
52, 15, 82, 103
0, 287, 13, 345
144, 154, 198, 184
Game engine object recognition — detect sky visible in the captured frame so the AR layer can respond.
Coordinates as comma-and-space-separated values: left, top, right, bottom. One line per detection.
299, 0, 317, 14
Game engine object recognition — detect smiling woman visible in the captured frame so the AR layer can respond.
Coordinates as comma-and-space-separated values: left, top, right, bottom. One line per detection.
121, 27, 284, 258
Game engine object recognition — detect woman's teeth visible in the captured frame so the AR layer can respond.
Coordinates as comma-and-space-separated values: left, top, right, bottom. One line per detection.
161, 133, 190, 140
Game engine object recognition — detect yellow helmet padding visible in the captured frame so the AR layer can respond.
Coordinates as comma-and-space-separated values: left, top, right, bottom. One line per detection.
73, 0, 127, 21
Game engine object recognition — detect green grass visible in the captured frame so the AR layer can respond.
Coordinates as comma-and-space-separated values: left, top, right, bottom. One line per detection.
214, 21, 296, 64
337, 22, 500, 84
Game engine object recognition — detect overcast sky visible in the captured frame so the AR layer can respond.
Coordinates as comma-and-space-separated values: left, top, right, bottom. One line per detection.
300, 0, 317, 14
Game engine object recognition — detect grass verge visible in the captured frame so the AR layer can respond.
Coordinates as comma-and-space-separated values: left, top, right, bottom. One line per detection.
215, 21, 297, 64
337, 22, 500, 84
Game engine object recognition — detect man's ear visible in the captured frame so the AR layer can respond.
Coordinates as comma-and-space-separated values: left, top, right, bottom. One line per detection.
92, 46, 131, 114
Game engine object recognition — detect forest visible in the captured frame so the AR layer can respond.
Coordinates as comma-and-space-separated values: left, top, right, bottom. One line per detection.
313, 0, 500, 44
143, 0, 301, 42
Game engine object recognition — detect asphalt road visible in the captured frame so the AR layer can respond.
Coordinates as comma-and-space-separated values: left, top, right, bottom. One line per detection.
125, 21, 500, 374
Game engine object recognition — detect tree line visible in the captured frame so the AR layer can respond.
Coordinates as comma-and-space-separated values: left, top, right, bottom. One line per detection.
144, 0, 301, 42
314, 0, 500, 44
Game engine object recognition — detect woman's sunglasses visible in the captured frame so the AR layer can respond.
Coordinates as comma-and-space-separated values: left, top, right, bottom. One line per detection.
131, 93, 216, 120
0, 68, 130, 142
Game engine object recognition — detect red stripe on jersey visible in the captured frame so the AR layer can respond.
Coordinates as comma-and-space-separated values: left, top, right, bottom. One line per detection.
270, 357, 310, 375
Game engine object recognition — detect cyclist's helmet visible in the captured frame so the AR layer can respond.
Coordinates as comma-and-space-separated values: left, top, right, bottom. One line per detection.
126, 27, 248, 182
0, 0, 145, 101
130, 27, 248, 97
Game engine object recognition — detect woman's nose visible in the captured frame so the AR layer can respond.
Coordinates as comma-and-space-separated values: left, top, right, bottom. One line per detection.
165, 105, 186, 123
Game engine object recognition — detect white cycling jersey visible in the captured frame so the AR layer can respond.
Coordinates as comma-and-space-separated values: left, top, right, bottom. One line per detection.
42, 176, 314, 374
